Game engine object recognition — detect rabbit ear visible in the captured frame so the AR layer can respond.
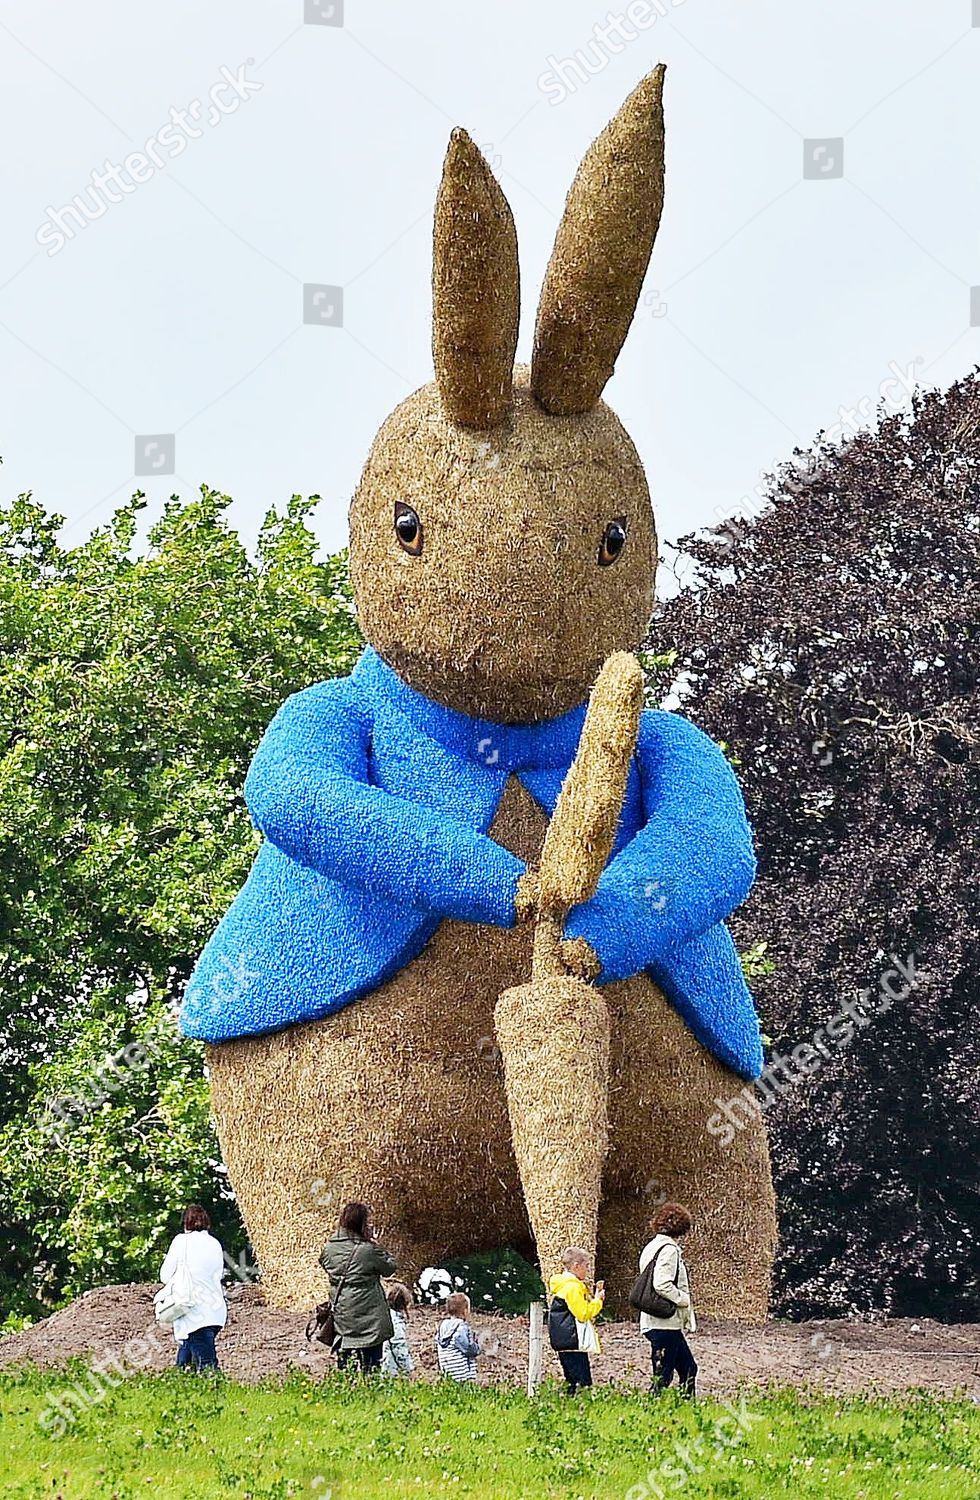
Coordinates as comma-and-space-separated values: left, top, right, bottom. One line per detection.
432, 129, 520, 429
531, 66, 666, 417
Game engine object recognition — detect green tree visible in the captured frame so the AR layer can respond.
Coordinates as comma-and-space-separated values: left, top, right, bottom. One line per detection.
0, 488, 361, 1321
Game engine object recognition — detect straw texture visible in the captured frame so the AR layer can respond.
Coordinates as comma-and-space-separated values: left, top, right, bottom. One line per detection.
348, 370, 656, 725
537, 651, 644, 915
206, 777, 776, 1315
600, 969, 777, 1322
532, 66, 666, 416
494, 975, 610, 1283
493, 651, 639, 1282
432, 129, 520, 429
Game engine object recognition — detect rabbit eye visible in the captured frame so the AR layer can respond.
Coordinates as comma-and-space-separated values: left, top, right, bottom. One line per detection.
598, 518, 627, 567
394, 502, 423, 556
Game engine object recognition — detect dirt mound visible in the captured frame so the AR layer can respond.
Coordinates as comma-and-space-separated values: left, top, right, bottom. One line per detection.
2, 1283, 979, 1396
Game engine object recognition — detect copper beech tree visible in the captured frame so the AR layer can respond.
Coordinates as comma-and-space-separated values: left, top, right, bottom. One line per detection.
654, 372, 980, 1319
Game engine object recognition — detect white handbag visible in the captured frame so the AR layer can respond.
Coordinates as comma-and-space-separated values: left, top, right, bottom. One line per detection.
154, 1234, 196, 1326
576, 1318, 599, 1354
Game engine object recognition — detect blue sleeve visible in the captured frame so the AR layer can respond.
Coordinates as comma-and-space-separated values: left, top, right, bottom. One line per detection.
563, 711, 756, 982
454, 1323, 481, 1358
244, 678, 524, 928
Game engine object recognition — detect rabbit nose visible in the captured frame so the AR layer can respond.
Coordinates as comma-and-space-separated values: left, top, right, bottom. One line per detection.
473, 546, 567, 614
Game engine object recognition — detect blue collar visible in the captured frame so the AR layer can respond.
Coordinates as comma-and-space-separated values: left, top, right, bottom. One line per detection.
353, 648, 588, 773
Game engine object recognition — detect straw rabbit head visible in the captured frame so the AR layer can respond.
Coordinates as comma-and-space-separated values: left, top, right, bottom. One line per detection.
349, 68, 666, 724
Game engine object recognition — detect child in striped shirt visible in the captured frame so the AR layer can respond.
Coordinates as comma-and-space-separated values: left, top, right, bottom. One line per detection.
436, 1292, 482, 1383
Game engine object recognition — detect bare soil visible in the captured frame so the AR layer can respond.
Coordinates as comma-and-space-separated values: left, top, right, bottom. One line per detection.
2, 1284, 978, 1397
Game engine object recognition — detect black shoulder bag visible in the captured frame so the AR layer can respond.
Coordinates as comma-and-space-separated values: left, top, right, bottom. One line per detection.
628, 1243, 681, 1319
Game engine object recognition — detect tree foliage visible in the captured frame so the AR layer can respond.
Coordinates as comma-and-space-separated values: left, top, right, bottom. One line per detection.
653, 373, 980, 1319
0, 489, 360, 1320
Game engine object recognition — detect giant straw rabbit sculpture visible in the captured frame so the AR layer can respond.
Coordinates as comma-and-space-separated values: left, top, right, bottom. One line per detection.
182, 66, 777, 1316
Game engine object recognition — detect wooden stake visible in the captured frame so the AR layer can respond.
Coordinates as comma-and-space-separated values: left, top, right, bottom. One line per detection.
527, 1299, 544, 1396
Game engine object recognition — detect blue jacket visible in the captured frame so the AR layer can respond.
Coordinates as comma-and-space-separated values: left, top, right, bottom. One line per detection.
180, 648, 764, 1079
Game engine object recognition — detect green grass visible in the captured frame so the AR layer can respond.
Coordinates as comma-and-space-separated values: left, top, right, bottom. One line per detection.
2, 1366, 979, 1499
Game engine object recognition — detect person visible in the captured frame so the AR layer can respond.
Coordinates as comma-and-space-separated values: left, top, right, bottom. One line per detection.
638, 1201, 698, 1397
436, 1292, 481, 1382
381, 1282, 415, 1377
547, 1247, 605, 1394
159, 1204, 227, 1372
319, 1201, 396, 1373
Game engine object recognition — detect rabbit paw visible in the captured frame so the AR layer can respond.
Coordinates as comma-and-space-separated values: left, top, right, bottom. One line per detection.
515, 869, 540, 924
559, 936, 602, 982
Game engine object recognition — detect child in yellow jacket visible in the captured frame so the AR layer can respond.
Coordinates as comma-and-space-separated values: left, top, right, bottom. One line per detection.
547, 1247, 604, 1394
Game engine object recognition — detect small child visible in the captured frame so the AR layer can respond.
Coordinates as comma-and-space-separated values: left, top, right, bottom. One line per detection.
436, 1292, 481, 1383
547, 1246, 605, 1394
381, 1282, 415, 1377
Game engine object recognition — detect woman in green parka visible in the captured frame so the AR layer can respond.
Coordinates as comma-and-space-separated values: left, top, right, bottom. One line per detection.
319, 1201, 397, 1372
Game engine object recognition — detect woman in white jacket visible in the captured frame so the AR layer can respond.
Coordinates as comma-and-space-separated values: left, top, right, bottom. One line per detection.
637, 1202, 697, 1397
159, 1205, 228, 1372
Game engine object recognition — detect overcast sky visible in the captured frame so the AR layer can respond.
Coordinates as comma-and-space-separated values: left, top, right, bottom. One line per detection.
1, 1, 978, 575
